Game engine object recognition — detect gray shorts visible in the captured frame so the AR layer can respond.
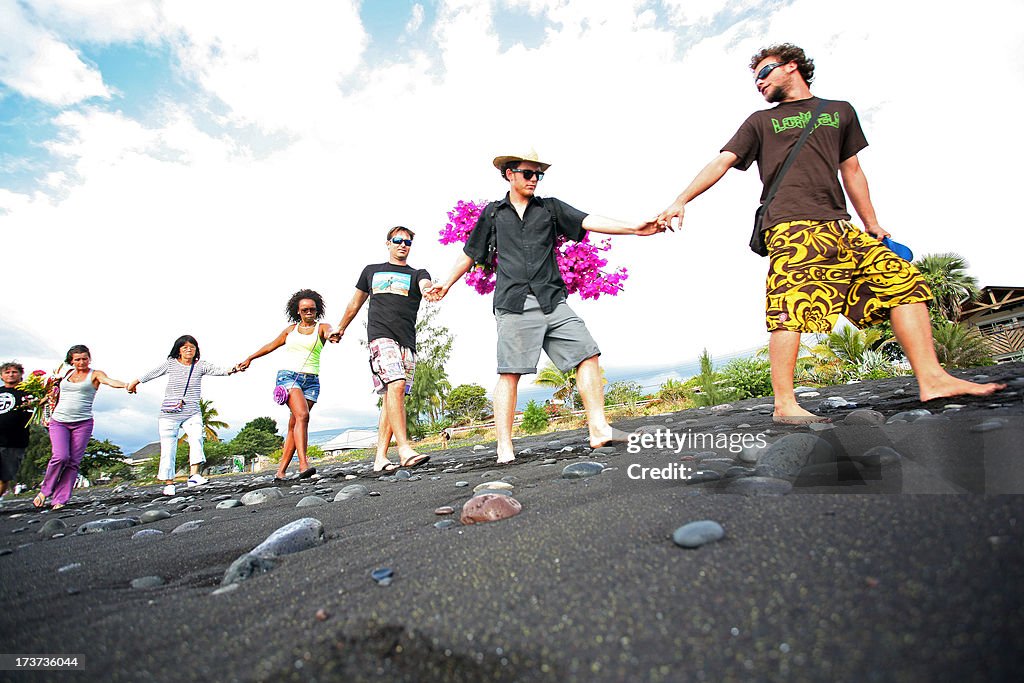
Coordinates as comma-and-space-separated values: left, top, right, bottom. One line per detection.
0, 446, 26, 482
495, 295, 601, 374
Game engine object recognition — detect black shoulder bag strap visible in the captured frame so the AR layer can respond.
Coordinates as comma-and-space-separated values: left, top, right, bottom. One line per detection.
750, 98, 829, 256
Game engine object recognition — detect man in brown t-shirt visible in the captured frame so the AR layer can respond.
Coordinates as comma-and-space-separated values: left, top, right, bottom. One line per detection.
657, 43, 1004, 421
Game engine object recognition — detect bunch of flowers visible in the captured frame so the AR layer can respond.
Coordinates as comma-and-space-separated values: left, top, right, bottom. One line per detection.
439, 199, 629, 299
17, 367, 60, 427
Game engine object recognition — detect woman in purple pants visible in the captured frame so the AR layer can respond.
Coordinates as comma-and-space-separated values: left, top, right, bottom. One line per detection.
33, 345, 129, 510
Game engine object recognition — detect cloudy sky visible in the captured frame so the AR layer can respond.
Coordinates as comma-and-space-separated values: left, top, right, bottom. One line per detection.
2, 0, 1021, 452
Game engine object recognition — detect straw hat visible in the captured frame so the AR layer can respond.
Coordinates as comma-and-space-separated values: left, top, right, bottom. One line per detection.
492, 148, 551, 172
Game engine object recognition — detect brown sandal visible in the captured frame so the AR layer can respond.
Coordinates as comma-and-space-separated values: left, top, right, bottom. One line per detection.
32, 492, 46, 508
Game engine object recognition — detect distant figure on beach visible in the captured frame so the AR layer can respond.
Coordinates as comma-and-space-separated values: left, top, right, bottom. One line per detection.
127, 335, 237, 497
34, 345, 129, 509
237, 290, 329, 482
329, 226, 434, 472
431, 149, 665, 463
656, 43, 1005, 422
1, 362, 31, 502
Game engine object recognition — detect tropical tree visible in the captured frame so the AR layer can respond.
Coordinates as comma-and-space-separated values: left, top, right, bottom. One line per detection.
535, 363, 578, 410
446, 384, 491, 424
406, 307, 454, 425
657, 378, 689, 402
914, 252, 980, 321
812, 326, 885, 365
199, 398, 228, 441
932, 320, 994, 368
690, 349, 736, 407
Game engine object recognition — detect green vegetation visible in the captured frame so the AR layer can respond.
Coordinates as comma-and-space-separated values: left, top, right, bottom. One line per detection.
446, 383, 491, 424
519, 400, 550, 434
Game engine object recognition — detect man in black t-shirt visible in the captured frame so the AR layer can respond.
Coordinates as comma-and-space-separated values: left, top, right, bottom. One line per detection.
330, 226, 434, 473
657, 43, 1004, 422
432, 149, 664, 464
1, 362, 31, 499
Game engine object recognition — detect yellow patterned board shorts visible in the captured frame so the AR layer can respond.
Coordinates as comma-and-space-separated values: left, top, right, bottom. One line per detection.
764, 220, 932, 333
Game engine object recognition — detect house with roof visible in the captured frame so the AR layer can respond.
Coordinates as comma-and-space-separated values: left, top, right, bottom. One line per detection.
958, 286, 1024, 362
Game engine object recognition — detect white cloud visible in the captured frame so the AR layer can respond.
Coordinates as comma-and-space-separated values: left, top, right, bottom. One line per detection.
162, 0, 368, 132
23, 0, 163, 43
405, 3, 425, 34
0, 0, 109, 105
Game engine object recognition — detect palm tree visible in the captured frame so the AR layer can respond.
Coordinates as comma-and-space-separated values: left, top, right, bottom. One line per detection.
932, 320, 993, 368
199, 398, 228, 442
812, 326, 885, 365
690, 349, 735, 407
914, 252, 980, 321
535, 363, 578, 411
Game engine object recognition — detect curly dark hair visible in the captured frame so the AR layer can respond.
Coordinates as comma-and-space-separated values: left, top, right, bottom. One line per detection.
168, 335, 201, 362
499, 161, 518, 180
285, 289, 325, 323
64, 344, 90, 363
1, 361, 24, 374
750, 43, 815, 85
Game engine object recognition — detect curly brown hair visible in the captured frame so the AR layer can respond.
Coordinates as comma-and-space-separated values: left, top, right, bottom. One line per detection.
749, 43, 815, 85
285, 289, 325, 323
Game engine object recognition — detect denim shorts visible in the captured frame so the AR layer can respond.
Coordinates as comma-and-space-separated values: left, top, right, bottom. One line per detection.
276, 370, 320, 403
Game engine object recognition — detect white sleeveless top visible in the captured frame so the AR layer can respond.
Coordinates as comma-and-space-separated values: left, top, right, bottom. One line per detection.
51, 370, 97, 423
282, 325, 323, 374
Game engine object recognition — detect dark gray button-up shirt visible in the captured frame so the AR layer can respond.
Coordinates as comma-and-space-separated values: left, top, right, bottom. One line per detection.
464, 194, 587, 314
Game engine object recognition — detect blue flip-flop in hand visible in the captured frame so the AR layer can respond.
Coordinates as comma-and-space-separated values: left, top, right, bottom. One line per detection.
881, 236, 913, 261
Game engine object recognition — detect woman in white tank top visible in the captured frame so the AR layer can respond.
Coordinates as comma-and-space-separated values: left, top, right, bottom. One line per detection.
237, 289, 331, 482
34, 344, 129, 510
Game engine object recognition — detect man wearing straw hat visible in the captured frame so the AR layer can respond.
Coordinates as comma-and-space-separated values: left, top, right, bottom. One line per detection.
431, 149, 664, 464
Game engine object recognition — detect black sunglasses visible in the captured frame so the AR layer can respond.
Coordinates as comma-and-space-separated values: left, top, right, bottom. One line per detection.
390, 237, 413, 246
755, 62, 784, 81
511, 168, 544, 181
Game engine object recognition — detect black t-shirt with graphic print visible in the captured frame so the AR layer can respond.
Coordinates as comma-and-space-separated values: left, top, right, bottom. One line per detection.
722, 97, 868, 230
356, 262, 432, 351
0, 386, 30, 448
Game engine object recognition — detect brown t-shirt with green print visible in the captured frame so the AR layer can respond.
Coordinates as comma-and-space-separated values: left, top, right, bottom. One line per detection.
722, 96, 868, 231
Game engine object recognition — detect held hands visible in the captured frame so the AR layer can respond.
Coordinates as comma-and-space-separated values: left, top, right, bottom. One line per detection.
635, 218, 671, 237
126, 380, 139, 394
328, 328, 344, 344
235, 359, 252, 372
656, 199, 686, 231
424, 282, 449, 303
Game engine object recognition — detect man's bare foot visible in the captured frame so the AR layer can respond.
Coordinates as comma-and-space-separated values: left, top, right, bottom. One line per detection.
373, 459, 399, 473
773, 405, 831, 424
496, 444, 516, 465
51, 503, 65, 510
589, 425, 629, 449
919, 373, 1006, 402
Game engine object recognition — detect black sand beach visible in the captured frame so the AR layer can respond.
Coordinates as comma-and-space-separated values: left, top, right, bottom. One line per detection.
2, 365, 1022, 682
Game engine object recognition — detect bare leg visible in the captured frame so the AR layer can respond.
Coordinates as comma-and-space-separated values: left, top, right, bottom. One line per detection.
890, 303, 1006, 400
575, 355, 614, 447
494, 373, 520, 464
0, 481, 8, 497
279, 389, 312, 476
278, 412, 296, 477
384, 380, 422, 466
374, 393, 396, 472
769, 329, 826, 422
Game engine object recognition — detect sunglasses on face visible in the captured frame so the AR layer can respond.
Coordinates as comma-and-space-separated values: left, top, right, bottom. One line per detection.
755, 62, 784, 81
511, 168, 544, 181
390, 237, 413, 246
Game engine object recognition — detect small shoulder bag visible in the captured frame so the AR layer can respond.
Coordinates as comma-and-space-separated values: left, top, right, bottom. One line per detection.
749, 98, 829, 256
161, 362, 195, 413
